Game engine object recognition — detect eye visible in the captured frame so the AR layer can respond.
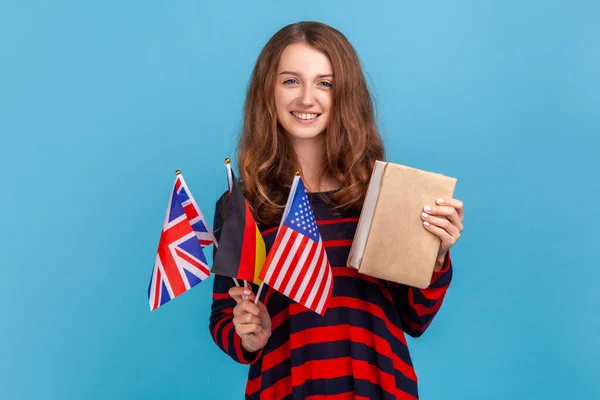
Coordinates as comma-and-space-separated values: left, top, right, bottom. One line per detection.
283, 78, 298, 85
319, 81, 332, 88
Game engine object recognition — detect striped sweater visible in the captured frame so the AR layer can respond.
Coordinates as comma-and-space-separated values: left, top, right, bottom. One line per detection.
209, 191, 452, 399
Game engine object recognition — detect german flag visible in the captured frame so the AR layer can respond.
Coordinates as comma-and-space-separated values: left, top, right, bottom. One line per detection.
211, 171, 266, 284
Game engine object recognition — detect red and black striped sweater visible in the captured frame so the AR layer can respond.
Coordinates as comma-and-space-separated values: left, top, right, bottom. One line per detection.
209, 191, 452, 399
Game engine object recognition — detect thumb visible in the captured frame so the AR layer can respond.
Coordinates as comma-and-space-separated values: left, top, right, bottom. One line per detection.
228, 285, 254, 303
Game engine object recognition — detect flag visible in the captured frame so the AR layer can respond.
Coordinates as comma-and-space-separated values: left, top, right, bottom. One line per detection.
148, 172, 211, 311
211, 168, 266, 285
175, 173, 216, 247
258, 175, 333, 315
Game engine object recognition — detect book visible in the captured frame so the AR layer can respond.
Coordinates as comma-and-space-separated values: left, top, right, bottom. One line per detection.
347, 161, 457, 288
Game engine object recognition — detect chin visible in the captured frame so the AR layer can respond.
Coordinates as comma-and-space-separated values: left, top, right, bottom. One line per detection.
285, 128, 326, 141
281, 119, 327, 141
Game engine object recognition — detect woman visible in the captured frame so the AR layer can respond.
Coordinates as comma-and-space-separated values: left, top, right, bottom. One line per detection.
209, 21, 464, 399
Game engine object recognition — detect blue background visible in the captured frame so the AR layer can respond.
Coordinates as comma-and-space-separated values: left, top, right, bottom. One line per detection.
1, 1, 598, 399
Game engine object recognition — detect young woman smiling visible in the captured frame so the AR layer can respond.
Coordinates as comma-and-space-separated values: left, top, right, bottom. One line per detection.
209, 21, 465, 400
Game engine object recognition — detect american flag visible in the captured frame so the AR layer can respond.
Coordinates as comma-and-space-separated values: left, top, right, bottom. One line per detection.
259, 176, 333, 315
148, 173, 211, 311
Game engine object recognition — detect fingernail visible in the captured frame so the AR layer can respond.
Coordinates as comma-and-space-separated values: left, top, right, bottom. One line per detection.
424, 206, 432, 212
423, 221, 430, 227
243, 289, 251, 295
422, 212, 429, 219
436, 198, 445, 204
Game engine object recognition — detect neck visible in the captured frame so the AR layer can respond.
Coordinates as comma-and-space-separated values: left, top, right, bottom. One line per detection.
290, 136, 339, 193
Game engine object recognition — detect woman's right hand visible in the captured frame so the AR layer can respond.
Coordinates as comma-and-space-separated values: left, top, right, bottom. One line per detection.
229, 285, 272, 353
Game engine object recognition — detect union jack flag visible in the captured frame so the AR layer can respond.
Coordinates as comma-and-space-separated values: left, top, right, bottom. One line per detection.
258, 175, 333, 315
176, 173, 216, 247
148, 172, 212, 311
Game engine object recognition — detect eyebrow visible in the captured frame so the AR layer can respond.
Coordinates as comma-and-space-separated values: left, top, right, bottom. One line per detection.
279, 71, 334, 78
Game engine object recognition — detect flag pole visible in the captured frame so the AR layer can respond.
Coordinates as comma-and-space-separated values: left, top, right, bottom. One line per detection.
254, 281, 264, 305
254, 171, 301, 305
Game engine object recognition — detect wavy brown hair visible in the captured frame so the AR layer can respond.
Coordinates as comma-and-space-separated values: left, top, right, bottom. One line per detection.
237, 21, 385, 225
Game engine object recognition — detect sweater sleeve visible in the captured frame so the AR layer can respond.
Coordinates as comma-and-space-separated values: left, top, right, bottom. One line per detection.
208, 194, 264, 364
391, 251, 453, 338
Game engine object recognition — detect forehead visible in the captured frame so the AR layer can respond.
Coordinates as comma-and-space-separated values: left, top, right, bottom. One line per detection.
277, 43, 332, 76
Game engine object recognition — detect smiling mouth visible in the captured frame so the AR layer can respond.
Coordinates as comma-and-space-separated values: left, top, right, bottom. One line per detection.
290, 111, 321, 121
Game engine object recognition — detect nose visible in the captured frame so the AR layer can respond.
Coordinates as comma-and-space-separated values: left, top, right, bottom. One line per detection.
299, 85, 314, 107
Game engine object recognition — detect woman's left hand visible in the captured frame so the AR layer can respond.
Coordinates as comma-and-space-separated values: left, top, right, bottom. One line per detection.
421, 198, 464, 267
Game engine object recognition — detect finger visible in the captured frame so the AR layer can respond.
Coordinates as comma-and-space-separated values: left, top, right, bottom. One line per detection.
436, 198, 464, 220
233, 300, 261, 318
236, 323, 262, 336
421, 213, 460, 238
423, 205, 463, 230
234, 313, 261, 327
256, 299, 268, 313
229, 286, 254, 304
423, 220, 456, 247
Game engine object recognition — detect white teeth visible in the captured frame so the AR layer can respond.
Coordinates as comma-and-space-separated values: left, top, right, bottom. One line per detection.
292, 112, 319, 120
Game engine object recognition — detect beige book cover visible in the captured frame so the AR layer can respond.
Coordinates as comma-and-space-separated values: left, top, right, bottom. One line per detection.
347, 161, 457, 288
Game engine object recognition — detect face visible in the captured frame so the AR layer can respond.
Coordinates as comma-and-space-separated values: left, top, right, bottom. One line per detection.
274, 43, 334, 142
